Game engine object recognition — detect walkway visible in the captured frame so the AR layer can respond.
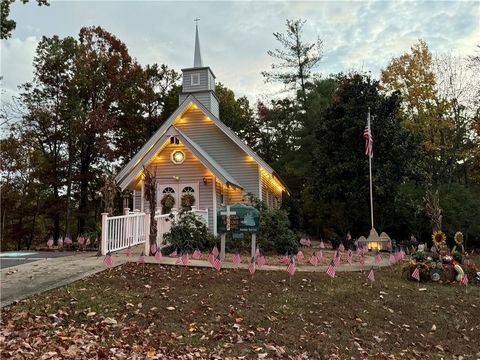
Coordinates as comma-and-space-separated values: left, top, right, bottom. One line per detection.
1, 247, 390, 307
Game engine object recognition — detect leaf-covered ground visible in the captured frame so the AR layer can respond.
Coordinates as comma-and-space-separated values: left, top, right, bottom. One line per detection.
1, 262, 479, 359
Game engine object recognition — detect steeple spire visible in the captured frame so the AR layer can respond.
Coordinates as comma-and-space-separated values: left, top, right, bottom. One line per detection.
193, 18, 203, 67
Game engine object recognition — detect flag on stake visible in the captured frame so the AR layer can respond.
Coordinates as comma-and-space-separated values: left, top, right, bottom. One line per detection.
248, 257, 256, 275
192, 249, 202, 260
309, 254, 319, 266
155, 250, 162, 261
64, 236, 72, 245
212, 246, 219, 256
212, 256, 222, 272
461, 273, 468, 286
367, 268, 375, 283
411, 267, 420, 281
347, 250, 353, 265
256, 247, 260, 257
286, 257, 296, 276
430, 245, 437, 253
77, 235, 85, 246
126, 247, 132, 257
315, 250, 323, 259
169, 249, 177, 257
181, 251, 189, 265
359, 255, 366, 266
339, 243, 345, 252
208, 253, 214, 264
232, 253, 241, 265
137, 251, 145, 264
375, 252, 382, 264
176, 255, 183, 265
257, 255, 266, 268
334, 251, 341, 267
150, 243, 157, 255
356, 247, 361, 256
281, 254, 290, 265
85, 237, 91, 246
319, 241, 325, 249
389, 253, 396, 264
47, 237, 54, 248
326, 260, 336, 278
296, 250, 304, 261
57, 237, 64, 248
103, 251, 113, 268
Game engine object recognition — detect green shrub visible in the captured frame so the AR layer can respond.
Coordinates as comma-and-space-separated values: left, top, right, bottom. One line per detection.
257, 208, 299, 255
162, 210, 215, 254
411, 250, 428, 262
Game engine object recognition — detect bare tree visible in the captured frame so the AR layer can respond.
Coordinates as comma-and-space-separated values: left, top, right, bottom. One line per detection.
143, 166, 157, 252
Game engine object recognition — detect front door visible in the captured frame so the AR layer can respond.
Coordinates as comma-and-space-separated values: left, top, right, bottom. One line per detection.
157, 182, 199, 213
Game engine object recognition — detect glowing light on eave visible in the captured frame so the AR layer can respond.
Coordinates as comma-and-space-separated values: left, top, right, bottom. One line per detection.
260, 167, 285, 193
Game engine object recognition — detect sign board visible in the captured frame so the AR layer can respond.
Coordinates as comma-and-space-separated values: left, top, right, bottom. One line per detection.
217, 203, 260, 235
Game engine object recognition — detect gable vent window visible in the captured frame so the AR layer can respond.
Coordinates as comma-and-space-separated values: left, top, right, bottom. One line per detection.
191, 73, 200, 86
169, 136, 180, 145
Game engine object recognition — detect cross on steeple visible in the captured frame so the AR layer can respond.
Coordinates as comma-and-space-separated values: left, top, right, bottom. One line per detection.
194, 17, 200, 24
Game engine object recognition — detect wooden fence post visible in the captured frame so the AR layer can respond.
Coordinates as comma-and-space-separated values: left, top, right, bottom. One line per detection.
101, 212, 108, 255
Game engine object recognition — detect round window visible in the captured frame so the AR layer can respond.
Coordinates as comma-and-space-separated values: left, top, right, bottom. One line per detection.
171, 150, 185, 164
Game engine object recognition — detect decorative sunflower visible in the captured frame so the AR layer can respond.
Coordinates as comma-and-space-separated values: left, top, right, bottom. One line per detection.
432, 230, 446, 247
454, 232, 463, 245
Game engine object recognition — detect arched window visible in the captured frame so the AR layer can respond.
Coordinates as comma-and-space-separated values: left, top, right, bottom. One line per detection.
162, 187, 175, 194
182, 186, 195, 194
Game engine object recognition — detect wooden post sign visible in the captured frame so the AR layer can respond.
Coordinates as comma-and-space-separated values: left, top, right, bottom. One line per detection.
217, 203, 260, 261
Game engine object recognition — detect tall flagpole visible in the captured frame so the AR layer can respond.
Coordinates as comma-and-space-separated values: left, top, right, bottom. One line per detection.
368, 107, 374, 229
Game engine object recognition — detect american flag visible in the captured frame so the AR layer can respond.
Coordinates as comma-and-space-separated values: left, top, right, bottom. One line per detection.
256, 247, 260, 257
126, 247, 132, 257
192, 249, 202, 259
281, 254, 290, 265
359, 255, 366, 266
137, 251, 145, 264
85, 237, 91, 246
248, 257, 256, 275
176, 255, 183, 265
305, 239, 311, 247
64, 236, 72, 245
363, 119, 373, 158
400, 249, 405, 259
181, 252, 189, 265
150, 243, 157, 255
411, 267, 420, 281
286, 257, 296, 276
208, 253, 214, 264
389, 254, 396, 263
169, 249, 177, 257
394, 251, 402, 261
319, 241, 325, 249
232, 253, 241, 265
103, 251, 113, 268
315, 250, 323, 259
375, 252, 382, 264
257, 255, 266, 268
347, 250, 353, 265
300, 238, 308, 246
461, 273, 468, 286
367, 268, 375, 282
47, 237, 53, 248
296, 250, 304, 261
309, 254, 319, 266
155, 250, 162, 261
212, 246, 219, 256
356, 247, 361, 256
334, 251, 341, 267
326, 260, 336, 278
77, 236, 85, 246
339, 243, 345, 252
212, 256, 222, 271
430, 245, 437, 253
57, 237, 63, 248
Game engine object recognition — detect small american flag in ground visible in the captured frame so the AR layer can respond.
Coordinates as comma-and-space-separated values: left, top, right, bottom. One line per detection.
411, 267, 420, 281
181, 252, 189, 265
281, 254, 290, 265
326, 260, 336, 278
192, 249, 202, 259
150, 243, 157, 254
47, 237, 53, 248
137, 251, 145, 264
367, 268, 375, 282
212, 246, 219, 256
212, 256, 222, 271
375, 252, 382, 264
232, 253, 241, 265
315, 250, 323, 259
394, 251, 402, 261
169, 249, 177, 257
77, 236, 85, 245
309, 255, 319, 266
400, 249, 405, 259
176, 255, 183, 265
57, 237, 63, 248
461, 273, 468, 285
319, 241, 325, 249
103, 251, 113, 268
286, 257, 296, 276
257, 255, 266, 268
389, 254, 396, 263
347, 250, 353, 265
339, 243, 345, 252
296, 250, 304, 261
208, 253, 214, 264
334, 251, 341, 267
64, 236, 72, 245
126, 247, 132, 257
155, 250, 162, 261
359, 256, 366, 266
85, 237, 91, 246
300, 238, 308, 246
248, 257, 256, 275
256, 247, 260, 257
356, 247, 361, 256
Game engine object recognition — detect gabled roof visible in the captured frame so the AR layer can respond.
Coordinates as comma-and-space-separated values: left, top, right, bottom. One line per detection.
117, 125, 242, 190
116, 94, 287, 190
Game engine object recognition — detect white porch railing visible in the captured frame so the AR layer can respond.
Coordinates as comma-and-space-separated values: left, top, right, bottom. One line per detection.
101, 209, 149, 255
154, 207, 209, 247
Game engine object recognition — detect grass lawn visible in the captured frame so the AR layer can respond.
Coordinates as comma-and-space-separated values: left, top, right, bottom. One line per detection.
1, 262, 479, 359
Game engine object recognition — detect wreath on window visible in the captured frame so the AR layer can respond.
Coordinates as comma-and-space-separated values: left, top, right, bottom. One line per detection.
161, 194, 175, 213
181, 193, 195, 209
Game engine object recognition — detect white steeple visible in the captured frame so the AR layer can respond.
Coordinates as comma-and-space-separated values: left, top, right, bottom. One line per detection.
193, 19, 203, 67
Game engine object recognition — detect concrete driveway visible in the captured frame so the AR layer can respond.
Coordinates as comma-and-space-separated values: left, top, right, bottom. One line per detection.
0, 251, 80, 269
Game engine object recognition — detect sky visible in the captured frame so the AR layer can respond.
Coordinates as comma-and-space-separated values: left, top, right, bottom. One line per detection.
1, 0, 479, 104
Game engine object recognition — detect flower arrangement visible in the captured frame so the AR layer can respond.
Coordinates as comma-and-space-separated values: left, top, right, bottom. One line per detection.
452, 231, 465, 255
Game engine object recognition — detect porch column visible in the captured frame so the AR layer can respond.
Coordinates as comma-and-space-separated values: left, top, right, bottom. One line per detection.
101, 212, 108, 255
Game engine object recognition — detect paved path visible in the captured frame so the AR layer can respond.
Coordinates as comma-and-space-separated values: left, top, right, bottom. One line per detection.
0, 251, 79, 269
1, 247, 390, 308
